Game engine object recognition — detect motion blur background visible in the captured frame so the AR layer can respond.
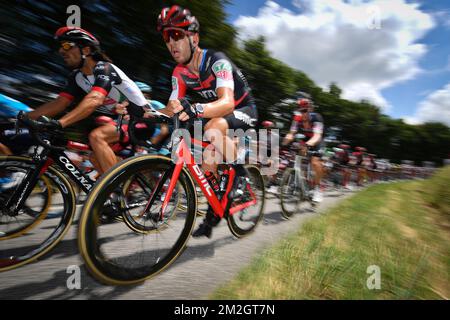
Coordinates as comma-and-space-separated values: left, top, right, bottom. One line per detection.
0, 0, 449, 165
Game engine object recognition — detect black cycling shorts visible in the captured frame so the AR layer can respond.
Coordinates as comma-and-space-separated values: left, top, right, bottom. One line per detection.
224, 105, 258, 130
197, 105, 258, 131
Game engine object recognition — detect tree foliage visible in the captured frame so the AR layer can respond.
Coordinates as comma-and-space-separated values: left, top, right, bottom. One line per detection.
0, 1, 448, 165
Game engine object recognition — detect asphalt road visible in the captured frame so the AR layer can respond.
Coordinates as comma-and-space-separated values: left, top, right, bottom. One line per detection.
0, 189, 354, 300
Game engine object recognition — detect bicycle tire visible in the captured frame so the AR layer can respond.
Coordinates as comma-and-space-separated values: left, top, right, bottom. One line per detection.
121, 165, 183, 234
227, 165, 265, 238
78, 155, 197, 285
0, 156, 76, 271
280, 167, 305, 218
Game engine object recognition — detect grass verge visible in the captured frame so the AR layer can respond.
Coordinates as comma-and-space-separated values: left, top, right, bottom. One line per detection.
211, 167, 450, 299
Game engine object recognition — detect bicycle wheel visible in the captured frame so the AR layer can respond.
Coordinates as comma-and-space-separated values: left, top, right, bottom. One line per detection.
0, 156, 76, 271
121, 168, 183, 234
78, 155, 197, 285
227, 165, 265, 238
280, 167, 305, 218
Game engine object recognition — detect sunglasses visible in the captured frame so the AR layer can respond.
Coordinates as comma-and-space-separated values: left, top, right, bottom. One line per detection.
162, 29, 190, 43
59, 41, 76, 51
300, 109, 309, 113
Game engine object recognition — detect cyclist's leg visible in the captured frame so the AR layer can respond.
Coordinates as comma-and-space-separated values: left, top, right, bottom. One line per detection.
0, 142, 12, 155
192, 119, 228, 238
311, 155, 324, 202
89, 124, 120, 175
150, 123, 170, 147
311, 156, 323, 187
193, 106, 258, 238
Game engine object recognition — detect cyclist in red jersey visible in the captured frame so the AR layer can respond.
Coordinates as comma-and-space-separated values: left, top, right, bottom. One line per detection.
283, 97, 325, 202
156, 5, 258, 238
353, 146, 367, 186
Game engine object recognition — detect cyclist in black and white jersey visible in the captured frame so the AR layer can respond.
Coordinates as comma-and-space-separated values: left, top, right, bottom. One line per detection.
27, 27, 147, 174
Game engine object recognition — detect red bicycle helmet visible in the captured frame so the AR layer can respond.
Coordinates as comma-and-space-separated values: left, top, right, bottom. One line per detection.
54, 27, 100, 47
261, 120, 274, 128
157, 5, 199, 32
297, 98, 312, 110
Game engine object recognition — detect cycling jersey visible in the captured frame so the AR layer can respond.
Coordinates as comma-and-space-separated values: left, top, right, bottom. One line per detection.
352, 151, 364, 166
59, 61, 148, 116
334, 149, 350, 165
169, 49, 255, 110
289, 112, 324, 138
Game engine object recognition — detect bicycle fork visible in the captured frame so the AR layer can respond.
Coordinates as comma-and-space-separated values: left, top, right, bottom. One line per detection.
5, 155, 52, 216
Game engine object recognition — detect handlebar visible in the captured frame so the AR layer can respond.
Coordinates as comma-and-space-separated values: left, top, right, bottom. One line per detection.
16, 111, 65, 151
126, 98, 192, 149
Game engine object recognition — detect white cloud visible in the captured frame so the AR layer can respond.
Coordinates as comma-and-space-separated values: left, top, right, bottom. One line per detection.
405, 83, 450, 126
234, 0, 435, 111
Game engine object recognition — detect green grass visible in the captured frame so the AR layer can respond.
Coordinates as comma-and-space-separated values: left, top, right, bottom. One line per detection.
211, 168, 450, 300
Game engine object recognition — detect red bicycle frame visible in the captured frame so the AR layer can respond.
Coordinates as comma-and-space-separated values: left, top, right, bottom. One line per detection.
158, 137, 257, 219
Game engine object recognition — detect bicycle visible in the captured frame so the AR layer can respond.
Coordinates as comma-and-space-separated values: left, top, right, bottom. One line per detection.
0, 112, 179, 271
279, 138, 317, 219
78, 104, 266, 285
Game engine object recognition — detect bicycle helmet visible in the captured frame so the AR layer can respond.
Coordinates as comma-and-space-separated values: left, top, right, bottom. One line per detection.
261, 120, 274, 128
135, 81, 152, 94
157, 5, 199, 33
297, 98, 312, 110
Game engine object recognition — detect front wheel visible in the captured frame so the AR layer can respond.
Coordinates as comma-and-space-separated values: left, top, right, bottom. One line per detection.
227, 165, 265, 238
0, 156, 76, 271
78, 155, 197, 285
280, 167, 306, 219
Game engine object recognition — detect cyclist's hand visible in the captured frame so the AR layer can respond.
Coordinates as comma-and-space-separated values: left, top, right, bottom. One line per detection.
300, 145, 308, 157
167, 99, 183, 116
115, 101, 129, 115
37, 116, 63, 131
179, 100, 198, 122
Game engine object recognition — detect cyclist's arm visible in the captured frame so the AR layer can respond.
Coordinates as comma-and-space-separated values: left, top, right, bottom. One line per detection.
201, 58, 235, 118
306, 132, 322, 147
27, 96, 72, 120
283, 132, 295, 146
59, 62, 115, 128
283, 114, 301, 145
58, 91, 105, 127
306, 115, 324, 147
201, 87, 234, 118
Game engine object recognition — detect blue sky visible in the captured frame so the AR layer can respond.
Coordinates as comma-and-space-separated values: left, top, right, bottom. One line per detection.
223, 0, 450, 125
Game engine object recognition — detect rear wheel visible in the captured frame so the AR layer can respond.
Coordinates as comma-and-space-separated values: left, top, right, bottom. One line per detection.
227, 165, 265, 238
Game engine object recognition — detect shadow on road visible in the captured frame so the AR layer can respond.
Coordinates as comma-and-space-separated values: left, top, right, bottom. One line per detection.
0, 265, 139, 300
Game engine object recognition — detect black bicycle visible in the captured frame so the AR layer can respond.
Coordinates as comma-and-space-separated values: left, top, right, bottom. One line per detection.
0, 112, 178, 271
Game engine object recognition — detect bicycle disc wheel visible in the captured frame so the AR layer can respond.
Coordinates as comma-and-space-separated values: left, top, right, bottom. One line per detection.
0, 156, 76, 271
78, 155, 197, 285
280, 167, 306, 218
227, 165, 265, 238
